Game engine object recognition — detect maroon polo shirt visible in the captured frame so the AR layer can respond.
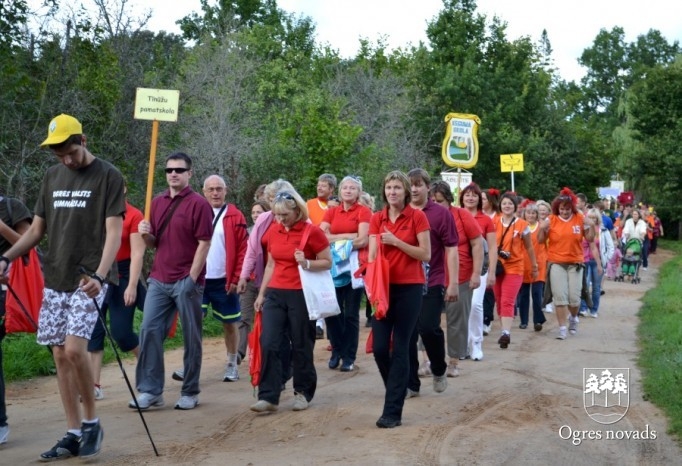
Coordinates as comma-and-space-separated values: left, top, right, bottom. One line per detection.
420, 200, 458, 287
149, 185, 214, 284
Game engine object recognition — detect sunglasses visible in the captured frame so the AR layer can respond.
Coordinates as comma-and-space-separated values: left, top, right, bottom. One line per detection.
275, 192, 294, 201
165, 167, 189, 174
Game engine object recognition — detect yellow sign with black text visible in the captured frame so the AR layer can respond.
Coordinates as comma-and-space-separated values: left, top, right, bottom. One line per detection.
500, 153, 524, 173
134, 88, 180, 122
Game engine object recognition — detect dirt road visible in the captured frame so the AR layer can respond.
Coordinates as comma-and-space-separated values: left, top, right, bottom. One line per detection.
3, 250, 680, 465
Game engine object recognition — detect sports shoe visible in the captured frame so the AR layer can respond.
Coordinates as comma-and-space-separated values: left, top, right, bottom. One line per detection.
569, 316, 579, 335
556, 326, 567, 340
446, 363, 460, 377
544, 302, 555, 313
376, 416, 402, 428
483, 324, 491, 336
129, 392, 164, 410
94, 385, 104, 400
471, 341, 484, 361
0, 424, 9, 445
250, 399, 278, 413
315, 326, 324, 339
405, 388, 420, 399
328, 354, 341, 369
172, 369, 184, 381
39, 432, 80, 461
292, 393, 309, 411
534, 323, 543, 332
224, 363, 239, 382
340, 362, 354, 372
590, 311, 598, 318
578, 310, 587, 317
174, 395, 199, 410
498, 332, 510, 349
417, 360, 432, 377
433, 374, 447, 393
79, 421, 103, 459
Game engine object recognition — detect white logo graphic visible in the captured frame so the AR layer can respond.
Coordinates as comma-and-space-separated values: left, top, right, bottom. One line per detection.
583, 368, 629, 425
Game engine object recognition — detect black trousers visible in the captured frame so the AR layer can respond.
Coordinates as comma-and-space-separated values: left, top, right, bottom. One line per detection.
372, 284, 422, 421
258, 288, 316, 405
408, 285, 446, 392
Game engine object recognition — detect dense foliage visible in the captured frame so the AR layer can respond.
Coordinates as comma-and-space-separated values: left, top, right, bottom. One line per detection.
0, 0, 680, 232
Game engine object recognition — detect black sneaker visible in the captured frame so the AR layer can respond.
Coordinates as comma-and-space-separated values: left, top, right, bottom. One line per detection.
39, 432, 80, 462
79, 421, 103, 459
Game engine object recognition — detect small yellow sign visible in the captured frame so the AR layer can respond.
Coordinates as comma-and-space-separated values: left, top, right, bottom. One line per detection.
134, 88, 180, 122
442, 113, 481, 168
500, 153, 524, 173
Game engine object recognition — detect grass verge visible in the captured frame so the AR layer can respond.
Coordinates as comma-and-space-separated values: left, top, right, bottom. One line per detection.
638, 239, 682, 443
3, 310, 226, 383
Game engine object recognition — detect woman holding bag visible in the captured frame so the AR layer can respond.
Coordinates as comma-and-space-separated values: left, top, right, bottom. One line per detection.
368, 171, 430, 428
251, 190, 331, 414
319, 176, 371, 372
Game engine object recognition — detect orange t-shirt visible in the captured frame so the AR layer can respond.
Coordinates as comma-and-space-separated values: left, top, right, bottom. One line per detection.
496, 217, 530, 276
306, 198, 329, 226
546, 214, 586, 264
524, 223, 547, 283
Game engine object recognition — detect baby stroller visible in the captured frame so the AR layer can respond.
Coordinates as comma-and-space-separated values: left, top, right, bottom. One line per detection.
616, 238, 642, 284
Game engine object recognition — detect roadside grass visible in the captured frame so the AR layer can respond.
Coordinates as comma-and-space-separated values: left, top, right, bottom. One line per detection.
638, 239, 682, 443
4, 309, 226, 383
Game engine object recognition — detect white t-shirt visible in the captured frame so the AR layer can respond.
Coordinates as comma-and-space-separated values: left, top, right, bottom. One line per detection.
206, 205, 228, 279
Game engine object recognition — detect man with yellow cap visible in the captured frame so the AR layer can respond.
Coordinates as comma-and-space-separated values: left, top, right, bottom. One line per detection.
0, 114, 125, 461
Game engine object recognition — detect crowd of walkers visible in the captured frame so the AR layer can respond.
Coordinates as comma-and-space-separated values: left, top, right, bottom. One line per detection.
0, 113, 663, 459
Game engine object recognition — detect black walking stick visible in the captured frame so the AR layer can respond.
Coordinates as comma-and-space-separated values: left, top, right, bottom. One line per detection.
79, 267, 159, 457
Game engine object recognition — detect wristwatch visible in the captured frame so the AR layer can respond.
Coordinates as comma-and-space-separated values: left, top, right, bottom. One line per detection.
91, 273, 107, 286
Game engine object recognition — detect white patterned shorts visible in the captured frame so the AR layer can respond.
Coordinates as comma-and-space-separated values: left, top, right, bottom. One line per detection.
37, 285, 107, 346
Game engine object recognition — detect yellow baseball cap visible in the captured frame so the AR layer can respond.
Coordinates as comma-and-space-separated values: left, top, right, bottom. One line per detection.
40, 114, 83, 147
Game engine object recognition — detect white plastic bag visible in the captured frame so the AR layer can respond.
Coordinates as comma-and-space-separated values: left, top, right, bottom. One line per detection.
298, 266, 341, 320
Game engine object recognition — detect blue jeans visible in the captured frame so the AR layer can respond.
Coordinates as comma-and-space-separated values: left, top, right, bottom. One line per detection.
579, 259, 603, 314
518, 282, 546, 326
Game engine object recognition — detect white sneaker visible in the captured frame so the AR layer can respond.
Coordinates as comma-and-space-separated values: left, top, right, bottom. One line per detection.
556, 326, 567, 340
471, 341, 484, 361
174, 395, 199, 410
292, 393, 309, 411
483, 324, 491, 336
446, 363, 460, 377
129, 392, 164, 410
94, 386, 104, 400
405, 388, 420, 399
433, 375, 448, 393
544, 302, 555, 313
0, 424, 9, 444
568, 316, 578, 335
417, 360, 432, 377
223, 363, 239, 382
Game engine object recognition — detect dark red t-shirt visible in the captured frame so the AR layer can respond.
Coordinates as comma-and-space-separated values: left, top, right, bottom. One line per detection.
267, 221, 329, 289
149, 186, 214, 285
420, 200, 458, 287
369, 205, 430, 285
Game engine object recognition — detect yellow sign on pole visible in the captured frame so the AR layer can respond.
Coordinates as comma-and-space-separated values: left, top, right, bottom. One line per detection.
441, 113, 481, 168
134, 88, 180, 220
134, 88, 180, 122
500, 153, 524, 173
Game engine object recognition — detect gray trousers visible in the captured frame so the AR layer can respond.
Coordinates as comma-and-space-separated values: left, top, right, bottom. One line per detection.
136, 276, 204, 396
237, 282, 258, 358
445, 283, 473, 359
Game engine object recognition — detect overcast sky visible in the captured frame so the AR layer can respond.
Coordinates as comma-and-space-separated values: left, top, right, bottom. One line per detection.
73, 1, 682, 82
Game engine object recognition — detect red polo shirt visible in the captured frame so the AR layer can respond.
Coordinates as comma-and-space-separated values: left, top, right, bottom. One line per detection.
116, 201, 144, 262
322, 201, 372, 234
267, 220, 329, 289
450, 207, 483, 284
369, 205, 430, 285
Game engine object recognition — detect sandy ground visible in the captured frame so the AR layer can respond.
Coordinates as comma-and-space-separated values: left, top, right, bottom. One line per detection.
2, 250, 680, 465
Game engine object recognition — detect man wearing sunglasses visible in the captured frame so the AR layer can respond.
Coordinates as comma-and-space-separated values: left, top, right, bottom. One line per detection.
134, 153, 213, 411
